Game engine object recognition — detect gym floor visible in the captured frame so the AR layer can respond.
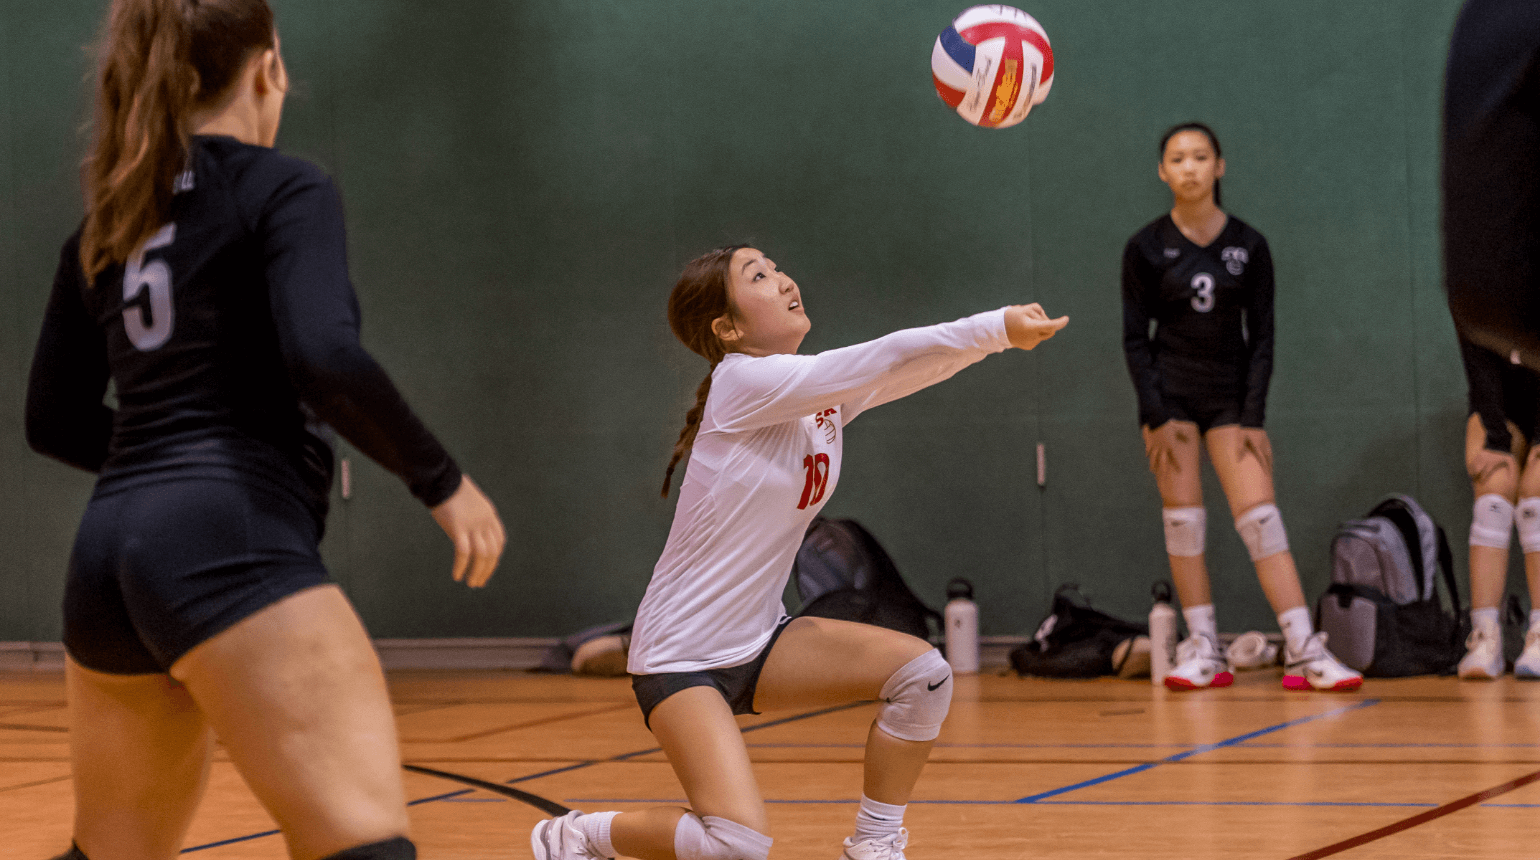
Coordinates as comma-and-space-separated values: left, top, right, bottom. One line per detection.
3, 668, 1538, 858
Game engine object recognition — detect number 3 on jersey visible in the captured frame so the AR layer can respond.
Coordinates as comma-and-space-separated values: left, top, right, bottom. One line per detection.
1190, 272, 1215, 313
798, 453, 830, 510
123, 223, 177, 351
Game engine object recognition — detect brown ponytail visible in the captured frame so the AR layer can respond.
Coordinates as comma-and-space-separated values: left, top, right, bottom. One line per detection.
660, 244, 748, 497
81, 0, 275, 282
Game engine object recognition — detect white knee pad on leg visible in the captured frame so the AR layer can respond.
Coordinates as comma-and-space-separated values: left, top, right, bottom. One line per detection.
673, 814, 771, 860
875, 648, 952, 743
1235, 503, 1289, 561
1514, 497, 1540, 553
1471, 494, 1515, 550
1162, 506, 1206, 557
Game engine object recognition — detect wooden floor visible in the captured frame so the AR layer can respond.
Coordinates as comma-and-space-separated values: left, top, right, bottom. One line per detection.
3, 667, 1539, 859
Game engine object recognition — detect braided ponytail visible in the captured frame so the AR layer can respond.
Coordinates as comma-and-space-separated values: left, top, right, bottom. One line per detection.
660, 244, 748, 497
660, 370, 714, 497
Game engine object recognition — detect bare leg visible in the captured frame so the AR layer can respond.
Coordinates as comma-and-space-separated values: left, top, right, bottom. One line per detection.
170, 585, 409, 860
1144, 421, 1210, 608
67, 660, 214, 860
1205, 426, 1306, 613
754, 616, 937, 805
1465, 413, 1522, 612
1522, 447, 1540, 605
610, 686, 762, 859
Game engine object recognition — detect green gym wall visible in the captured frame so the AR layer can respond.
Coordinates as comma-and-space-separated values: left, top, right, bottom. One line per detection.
1, 1, 1486, 643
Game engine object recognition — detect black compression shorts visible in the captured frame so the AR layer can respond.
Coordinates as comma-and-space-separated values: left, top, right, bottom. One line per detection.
631, 617, 794, 728
1162, 392, 1243, 435
64, 477, 331, 674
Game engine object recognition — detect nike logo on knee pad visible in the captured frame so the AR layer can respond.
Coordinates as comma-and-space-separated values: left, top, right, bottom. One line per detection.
927, 675, 950, 691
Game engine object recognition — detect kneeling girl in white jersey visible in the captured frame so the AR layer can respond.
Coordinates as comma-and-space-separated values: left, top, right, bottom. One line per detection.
530, 246, 1066, 860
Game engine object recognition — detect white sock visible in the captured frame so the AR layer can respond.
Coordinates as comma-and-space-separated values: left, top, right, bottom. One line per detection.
1530, 609, 1540, 634
852, 794, 905, 842
1183, 604, 1218, 642
1277, 606, 1313, 655
1472, 606, 1500, 632
576, 811, 618, 858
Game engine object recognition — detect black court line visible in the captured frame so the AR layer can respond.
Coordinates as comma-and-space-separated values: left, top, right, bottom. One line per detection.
1285, 766, 1540, 860
0, 723, 68, 733
403, 764, 571, 815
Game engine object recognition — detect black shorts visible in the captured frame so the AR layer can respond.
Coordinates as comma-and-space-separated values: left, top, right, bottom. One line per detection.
631, 617, 794, 728
1163, 392, 1243, 435
64, 476, 332, 674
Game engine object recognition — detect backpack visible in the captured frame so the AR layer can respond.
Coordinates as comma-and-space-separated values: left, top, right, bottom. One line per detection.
1315, 494, 1465, 676
792, 517, 942, 641
1009, 584, 1149, 678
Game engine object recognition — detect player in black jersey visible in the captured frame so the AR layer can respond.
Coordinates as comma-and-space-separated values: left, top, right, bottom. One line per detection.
24, 3, 504, 860
1454, 339, 1540, 679
1122, 122, 1360, 693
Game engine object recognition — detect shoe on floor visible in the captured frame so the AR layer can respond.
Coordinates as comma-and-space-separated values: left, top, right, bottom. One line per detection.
1514, 627, 1540, 679
532, 810, 606, 860
841, 828, 908, 860
1282, 631, 1363, 691
1458, 620, 1505, 680
1164, 634, 1233, 690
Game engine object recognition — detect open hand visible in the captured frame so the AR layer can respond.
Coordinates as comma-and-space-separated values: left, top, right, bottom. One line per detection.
430, 474, 506, 588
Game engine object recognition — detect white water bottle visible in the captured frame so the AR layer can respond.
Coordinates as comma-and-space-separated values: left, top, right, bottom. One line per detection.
1149, 581, 1177, 687
944, 578, 979, 674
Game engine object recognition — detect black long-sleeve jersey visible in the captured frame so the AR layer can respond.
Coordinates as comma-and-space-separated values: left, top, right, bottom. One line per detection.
1121, 213, 1276, 429
1460, 336, 1540, 453
25, 136, 461, 521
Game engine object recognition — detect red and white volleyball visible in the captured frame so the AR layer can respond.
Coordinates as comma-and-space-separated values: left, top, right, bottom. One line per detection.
931, 5, 1053, 129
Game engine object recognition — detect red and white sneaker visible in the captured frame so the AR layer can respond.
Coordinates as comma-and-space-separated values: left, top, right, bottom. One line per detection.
1282, 632, 1363, 691
1164, 634, 1233, 690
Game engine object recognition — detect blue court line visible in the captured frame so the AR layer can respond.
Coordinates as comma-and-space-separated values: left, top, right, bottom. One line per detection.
181, 788, 477, 853
1014, 698, 1381, 803
744, 740, 1540, 750
565, 797, 1458, 810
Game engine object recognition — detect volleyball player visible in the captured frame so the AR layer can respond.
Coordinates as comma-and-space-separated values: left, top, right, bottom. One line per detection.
1455, 338, 1540, 678
530, 246, 1066, 860
1121, 122, 1361, 692
25, 2, 504, 859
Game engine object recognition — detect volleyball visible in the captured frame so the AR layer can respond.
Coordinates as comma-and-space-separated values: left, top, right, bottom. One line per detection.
931, 5, 1053, 129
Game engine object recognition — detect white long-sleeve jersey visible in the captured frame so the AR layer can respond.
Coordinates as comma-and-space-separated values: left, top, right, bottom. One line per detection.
628, 308, 1011, 675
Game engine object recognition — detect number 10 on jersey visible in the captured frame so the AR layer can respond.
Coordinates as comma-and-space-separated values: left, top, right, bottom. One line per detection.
798, 454, 830, 510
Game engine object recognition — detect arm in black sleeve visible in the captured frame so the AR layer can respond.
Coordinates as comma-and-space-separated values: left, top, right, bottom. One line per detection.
25, 234, 114, 472
259, 170, 463, 507
1121, 238, 1168, 429
1460, 336, 1514, 453
1240, 237, 1276, 427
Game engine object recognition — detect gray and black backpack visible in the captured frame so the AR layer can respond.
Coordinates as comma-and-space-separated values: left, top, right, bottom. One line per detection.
1315, 494, 1464, 676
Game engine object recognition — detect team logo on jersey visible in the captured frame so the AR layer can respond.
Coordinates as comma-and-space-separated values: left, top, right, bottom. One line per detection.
1163, 248, 1180, 259
813, 408, 838, 444
1221, 246, 1248, 275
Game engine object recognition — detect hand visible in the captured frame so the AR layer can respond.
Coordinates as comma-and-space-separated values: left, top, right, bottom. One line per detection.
1467, 447, 1516, 487
1239, 427, 1273, 475
1004, 303, 1069, 350
1142, 421, 1181, 481
430, 475, 506, 588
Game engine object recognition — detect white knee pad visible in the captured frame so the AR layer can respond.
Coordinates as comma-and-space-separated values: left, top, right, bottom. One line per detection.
1514, 497, 1540, 553
1162, 506, 1206, 557
875, 648, 952, 743
1235, 503, 1289, 561
1471, 494, 1515, 550
674, 813, 771, 860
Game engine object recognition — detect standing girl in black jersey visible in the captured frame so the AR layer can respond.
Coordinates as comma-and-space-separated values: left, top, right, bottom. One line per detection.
1122, 122, 1360, 692
25, 3, 505, 859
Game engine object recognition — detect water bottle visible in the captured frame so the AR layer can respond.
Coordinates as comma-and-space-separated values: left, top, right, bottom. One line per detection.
944, 577, 980, 674
1149, 580, 1177, 687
